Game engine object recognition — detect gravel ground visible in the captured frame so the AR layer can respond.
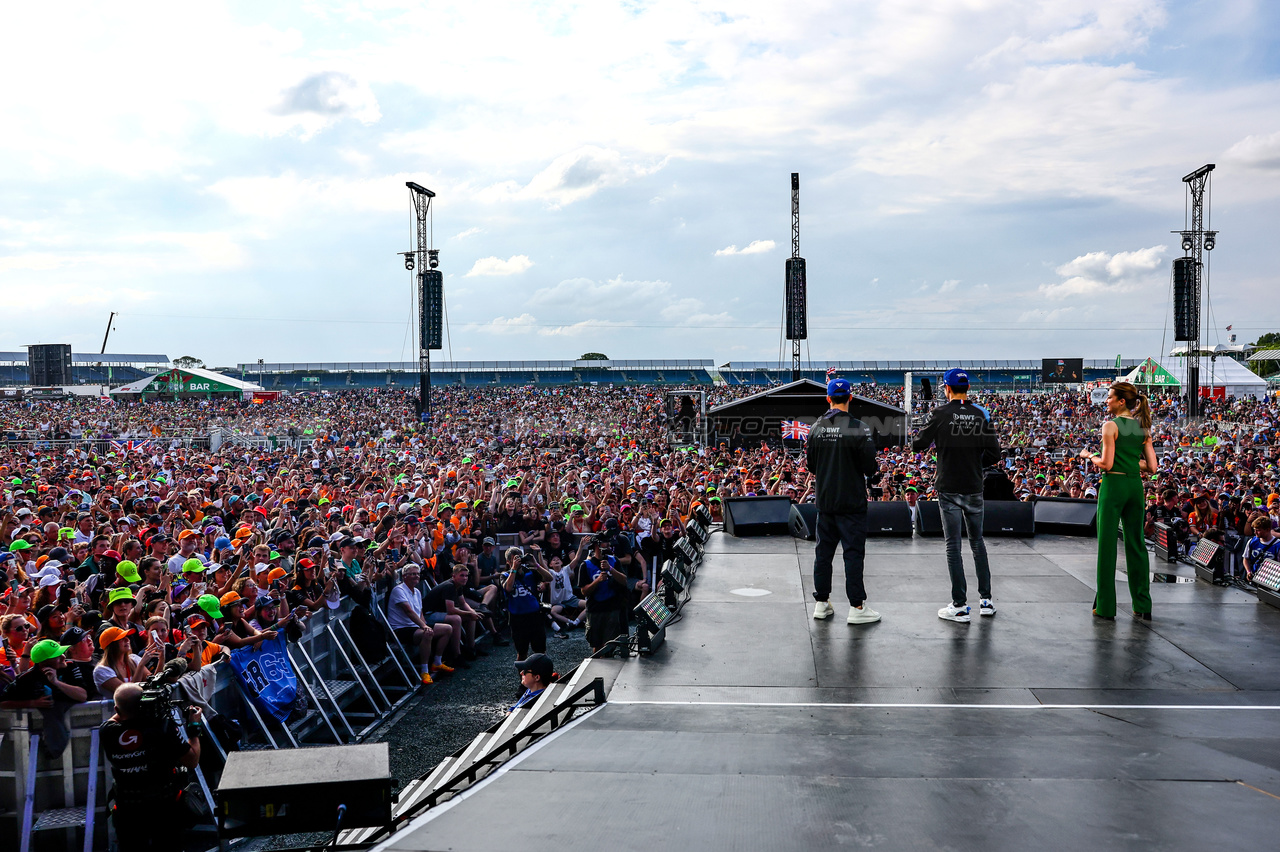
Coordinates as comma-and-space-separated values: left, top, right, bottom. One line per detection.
243, 625, 593, 851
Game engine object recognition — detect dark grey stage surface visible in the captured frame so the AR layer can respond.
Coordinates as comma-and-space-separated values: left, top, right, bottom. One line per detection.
380, 534, 1280, 851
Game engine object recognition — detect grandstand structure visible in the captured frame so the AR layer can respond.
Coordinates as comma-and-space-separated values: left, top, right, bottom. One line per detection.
214, 358, 1148, 391
716, 359, 1144, 388
0, 354, 1150, 392
226, 360, 718, 390
0, 351, 167, 386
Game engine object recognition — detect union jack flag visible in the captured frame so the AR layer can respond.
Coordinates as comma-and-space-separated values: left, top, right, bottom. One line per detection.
825, 366, 837, 379
781, 420, 810, 440
110, 440, 154, 454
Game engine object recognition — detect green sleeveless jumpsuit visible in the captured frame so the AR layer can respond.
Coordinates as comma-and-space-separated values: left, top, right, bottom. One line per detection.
1094, 417, 1151, 617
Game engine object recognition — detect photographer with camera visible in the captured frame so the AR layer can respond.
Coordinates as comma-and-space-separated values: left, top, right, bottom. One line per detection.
570, 534, 628, 655
502, 546, 552, 661
102, 676, 204, 852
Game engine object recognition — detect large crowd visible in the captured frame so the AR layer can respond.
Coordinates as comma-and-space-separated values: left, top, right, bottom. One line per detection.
0, 378, 1274, 844
1, 381, 1279, 842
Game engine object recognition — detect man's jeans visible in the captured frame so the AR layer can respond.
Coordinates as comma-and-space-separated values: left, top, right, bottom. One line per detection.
813, 511, 868, 606
938, 492, 991, 607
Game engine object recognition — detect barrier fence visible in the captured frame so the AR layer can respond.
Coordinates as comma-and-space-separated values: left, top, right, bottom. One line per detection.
0, 595, 414, 851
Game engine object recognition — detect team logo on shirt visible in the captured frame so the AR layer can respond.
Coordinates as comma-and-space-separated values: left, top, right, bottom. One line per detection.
118, 730, 140, 748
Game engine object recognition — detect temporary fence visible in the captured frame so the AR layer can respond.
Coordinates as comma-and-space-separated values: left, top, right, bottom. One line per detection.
0, 595, 416, 851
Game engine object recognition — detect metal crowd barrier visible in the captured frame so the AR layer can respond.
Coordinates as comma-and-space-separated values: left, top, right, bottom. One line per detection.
0, 596, 415, 851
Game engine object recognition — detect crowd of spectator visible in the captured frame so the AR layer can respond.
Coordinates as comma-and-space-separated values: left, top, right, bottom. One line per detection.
2, 382, 1279, 720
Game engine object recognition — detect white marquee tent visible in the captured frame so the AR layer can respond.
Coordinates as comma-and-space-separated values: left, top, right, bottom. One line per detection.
1126, 357, 1267, 400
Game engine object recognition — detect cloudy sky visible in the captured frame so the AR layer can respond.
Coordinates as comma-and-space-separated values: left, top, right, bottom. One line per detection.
2, 0, 1278, 368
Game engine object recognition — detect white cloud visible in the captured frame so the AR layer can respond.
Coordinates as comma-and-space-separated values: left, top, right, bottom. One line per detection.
465, 255, 533, 277
207, 173, 419, 219
452, 227, 483, 241
1226, 131, 1280, 171
1039, 245, 1167, 300
938, 279, 960, 293
715, 240, 776, 256
474, 147, 665, 208
484, 314, 539, 334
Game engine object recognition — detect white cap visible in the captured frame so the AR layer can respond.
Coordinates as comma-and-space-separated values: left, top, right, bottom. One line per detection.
38, 574, 63, 587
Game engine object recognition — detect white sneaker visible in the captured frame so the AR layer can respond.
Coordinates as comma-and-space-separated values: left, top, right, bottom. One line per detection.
847, 605, 881, 625
813, 601, 835, 620
980, 599, 996, 616
938, 603, 971, 623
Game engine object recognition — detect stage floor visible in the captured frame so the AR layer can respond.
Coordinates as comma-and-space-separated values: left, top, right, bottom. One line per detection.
378, 534, 1280, 851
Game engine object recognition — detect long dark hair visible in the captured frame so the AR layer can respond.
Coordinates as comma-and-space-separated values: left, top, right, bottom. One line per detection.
1110, 381, 1152, 433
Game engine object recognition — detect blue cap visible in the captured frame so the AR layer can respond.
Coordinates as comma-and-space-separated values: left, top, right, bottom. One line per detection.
943, 369, 969, 389
826, 378, 851, 397
214, 536, 232, 550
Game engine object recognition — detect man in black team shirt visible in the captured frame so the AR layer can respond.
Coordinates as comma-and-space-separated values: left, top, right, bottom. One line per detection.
806, 378, 882, 625
912, 368, 1002, 624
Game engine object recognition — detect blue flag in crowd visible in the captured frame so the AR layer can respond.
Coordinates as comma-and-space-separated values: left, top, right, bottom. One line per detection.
230, 634, 297, 722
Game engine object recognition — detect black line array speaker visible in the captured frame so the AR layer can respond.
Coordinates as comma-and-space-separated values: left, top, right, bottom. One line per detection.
1173, 256, 1199, 342
1033, 497, 1098, 536
420, 270, 444, 350
723, 495, 793, 537
916, 501, 1034, 537
28, 343, 72, 386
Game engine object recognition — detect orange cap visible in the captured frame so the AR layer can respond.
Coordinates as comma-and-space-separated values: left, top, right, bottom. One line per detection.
219, 591, 243, 607
98, 626, 135, 649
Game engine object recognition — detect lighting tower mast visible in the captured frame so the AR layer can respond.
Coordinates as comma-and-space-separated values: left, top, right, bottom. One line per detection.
1173, 164, 1216, 419
402, 182, 442, 422
785, 173, 807, 382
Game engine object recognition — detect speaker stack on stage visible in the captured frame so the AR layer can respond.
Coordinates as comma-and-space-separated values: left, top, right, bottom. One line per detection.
916, 501, 1034, 538
723, 496, 793, 537
1032, 497, 1098, 537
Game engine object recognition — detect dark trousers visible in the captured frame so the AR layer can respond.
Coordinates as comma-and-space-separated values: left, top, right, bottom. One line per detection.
813, 511, 867, 605
938, 491, 991, 606
509, 611, 547, 659
112, 801, 185, 852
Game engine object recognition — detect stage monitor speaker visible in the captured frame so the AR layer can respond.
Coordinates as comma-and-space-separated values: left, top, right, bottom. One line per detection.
916, 501, 1033, 537
868, 501, 913, 537
1153, 522, 1179, 563
723, 495, 792, 537
791, 502, 913, 539
789, 502, 818, 540
1033, 497, 1098, 537
983, 501, 1035, 537
215, 743, 392, 839
1173, 256, 1199, 342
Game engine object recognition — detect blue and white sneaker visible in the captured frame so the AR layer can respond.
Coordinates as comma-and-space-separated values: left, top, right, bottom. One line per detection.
938, 603, 971, 623
980, 599, 996, 616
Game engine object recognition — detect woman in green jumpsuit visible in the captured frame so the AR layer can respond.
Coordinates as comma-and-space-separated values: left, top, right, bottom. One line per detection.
1078, 381, 1160, 620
